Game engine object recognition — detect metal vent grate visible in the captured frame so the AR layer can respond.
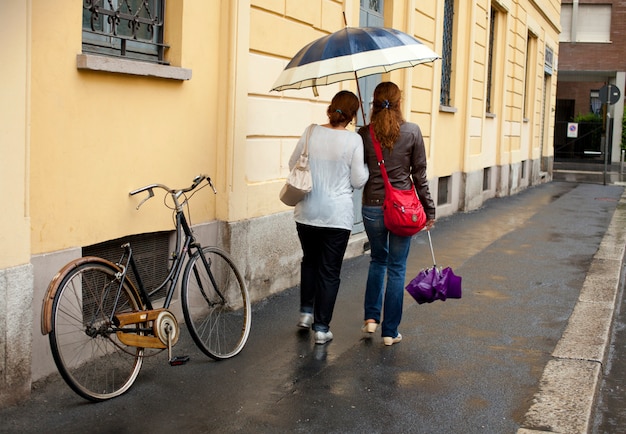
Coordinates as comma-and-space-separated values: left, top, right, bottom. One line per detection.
83, 231, 171, 300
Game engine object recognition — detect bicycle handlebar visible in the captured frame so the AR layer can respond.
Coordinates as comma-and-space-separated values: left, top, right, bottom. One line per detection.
129, 174, 216, 210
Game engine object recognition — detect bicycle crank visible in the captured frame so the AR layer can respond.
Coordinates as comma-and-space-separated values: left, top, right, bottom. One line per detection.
160, 311, 190, 366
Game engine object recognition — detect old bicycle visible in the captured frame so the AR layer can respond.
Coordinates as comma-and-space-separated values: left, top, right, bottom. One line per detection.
40, 175, 251, 401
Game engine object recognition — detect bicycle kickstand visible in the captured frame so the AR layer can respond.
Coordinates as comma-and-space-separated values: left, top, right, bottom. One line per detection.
166, 323, 190, 366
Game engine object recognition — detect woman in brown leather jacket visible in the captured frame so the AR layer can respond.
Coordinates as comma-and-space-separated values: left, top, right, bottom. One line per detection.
358, 82, 436, 346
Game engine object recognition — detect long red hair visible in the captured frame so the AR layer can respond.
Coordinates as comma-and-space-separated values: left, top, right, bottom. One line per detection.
370, 82, 404, 150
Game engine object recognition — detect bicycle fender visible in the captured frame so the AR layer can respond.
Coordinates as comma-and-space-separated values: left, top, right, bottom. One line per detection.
40, 256, 128, 335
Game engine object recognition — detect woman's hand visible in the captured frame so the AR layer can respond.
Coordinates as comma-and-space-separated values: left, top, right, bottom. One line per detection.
425, 219, 436, 231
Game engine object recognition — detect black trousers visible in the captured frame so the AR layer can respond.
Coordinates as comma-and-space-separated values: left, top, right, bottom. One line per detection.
296, 223, 351, 332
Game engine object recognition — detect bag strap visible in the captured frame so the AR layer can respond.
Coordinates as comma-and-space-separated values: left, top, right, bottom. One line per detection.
369, 125, 392, 188
369, 125, 417, 193
302, 124, 316, 157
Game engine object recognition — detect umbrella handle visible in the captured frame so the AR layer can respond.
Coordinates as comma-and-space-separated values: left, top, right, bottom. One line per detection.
427, 230, 436, 267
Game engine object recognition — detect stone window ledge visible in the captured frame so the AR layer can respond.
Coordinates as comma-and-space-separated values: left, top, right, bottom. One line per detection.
77, 54, 192, 81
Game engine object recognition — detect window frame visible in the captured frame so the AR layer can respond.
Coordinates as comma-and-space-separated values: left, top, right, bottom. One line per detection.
559, 3, 612, 44
523, 32, 537, 120
486, 6, 497, 114
577, 4, 611, 43
440, 0, 455, 108
82, 0, 167, 64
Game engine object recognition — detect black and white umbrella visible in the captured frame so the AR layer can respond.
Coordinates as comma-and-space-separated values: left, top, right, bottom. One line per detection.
271, 26, 440, 93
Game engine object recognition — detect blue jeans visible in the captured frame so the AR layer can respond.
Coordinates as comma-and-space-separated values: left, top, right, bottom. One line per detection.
362, 206, 412, 338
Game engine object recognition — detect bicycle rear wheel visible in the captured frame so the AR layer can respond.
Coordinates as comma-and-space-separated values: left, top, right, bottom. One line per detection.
49, 259, 144, 401
182, 247, 251, 360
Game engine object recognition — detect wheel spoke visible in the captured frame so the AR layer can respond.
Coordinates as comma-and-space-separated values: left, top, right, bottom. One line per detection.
49, 261, 143, 401
182, 247, 251, 360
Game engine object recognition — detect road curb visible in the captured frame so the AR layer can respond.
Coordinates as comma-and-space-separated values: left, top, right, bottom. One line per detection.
518, 189, 626, 433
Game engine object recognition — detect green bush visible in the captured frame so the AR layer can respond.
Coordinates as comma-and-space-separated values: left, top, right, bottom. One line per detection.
573, 112, 602, 123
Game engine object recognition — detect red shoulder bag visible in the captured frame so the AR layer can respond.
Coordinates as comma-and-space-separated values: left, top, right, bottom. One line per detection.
370, 125, 427, 237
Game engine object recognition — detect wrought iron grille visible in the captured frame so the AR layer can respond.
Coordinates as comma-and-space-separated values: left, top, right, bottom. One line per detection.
486, 7, 496, 113
361, 0, 383, 14
440, 0, 454, 106
82, 0, 167, 64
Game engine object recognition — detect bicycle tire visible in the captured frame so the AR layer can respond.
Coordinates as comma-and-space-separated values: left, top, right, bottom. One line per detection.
182, 247, 251, 360
49, 259, 144, 401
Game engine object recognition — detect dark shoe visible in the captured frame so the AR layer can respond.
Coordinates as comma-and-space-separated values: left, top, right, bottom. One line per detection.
297, 313, 313, 329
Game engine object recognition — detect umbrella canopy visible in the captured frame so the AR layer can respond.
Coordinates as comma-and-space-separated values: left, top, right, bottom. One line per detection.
404, 230, 462, 304
271, 27, 440, 92
405, 266, 462, 304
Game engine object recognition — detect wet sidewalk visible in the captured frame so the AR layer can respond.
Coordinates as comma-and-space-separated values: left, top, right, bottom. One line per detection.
1, 181, 625, 433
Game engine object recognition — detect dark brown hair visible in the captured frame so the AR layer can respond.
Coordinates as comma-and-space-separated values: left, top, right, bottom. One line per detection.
327, 91, 360, 127
370, 82, 404, 150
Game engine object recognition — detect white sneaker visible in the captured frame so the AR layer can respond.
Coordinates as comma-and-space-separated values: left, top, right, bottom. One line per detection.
314, 330, 333, 345
383, 333, 402, 346
297, 313, 313, 329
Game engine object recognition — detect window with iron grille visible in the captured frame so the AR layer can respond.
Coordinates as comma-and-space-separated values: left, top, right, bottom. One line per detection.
440, 0, 455, 106
82, 0, 167, 64
486, 7, 497, 114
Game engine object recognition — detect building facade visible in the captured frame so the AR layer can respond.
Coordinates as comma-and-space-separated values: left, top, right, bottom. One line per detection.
556, 0, 625, 162
0, 0, 560, 405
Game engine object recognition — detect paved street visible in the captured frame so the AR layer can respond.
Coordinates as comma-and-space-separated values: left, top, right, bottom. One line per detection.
1, 181, 625, 433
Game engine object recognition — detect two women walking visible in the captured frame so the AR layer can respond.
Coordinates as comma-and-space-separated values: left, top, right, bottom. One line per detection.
288, 82, 435, 346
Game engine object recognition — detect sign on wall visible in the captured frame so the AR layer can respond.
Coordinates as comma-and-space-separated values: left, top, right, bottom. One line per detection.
567, 122, 578, 138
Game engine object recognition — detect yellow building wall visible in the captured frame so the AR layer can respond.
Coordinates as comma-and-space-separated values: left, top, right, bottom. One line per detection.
429, 0, 560, 179
248, 0, 357, 218
23, 0, 561, 256
29, 1, 224, 255
3, 0, 563, 258
0, 1, 31, 268
250, 0, 560, 213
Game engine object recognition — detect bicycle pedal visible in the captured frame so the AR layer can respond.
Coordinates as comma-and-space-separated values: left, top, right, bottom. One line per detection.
169, 355, 190, 366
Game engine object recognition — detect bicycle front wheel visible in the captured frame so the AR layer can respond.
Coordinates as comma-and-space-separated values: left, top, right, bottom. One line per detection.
182, 247, 251, 360
49, 259, 144, 401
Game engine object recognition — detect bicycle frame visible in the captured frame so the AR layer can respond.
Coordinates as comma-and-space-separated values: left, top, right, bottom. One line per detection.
120, 175, 217, 312
118, 210, 202, 312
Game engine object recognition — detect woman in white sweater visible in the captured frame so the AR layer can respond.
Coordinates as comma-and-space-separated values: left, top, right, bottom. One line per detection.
289, 90, 369, 345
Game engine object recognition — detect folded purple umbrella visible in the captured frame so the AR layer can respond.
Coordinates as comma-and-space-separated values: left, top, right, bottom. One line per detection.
405, 231, 462, 304
406, 266, 462, 304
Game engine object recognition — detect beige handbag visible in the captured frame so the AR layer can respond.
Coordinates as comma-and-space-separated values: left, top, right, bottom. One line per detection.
279, 124, 315, 206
